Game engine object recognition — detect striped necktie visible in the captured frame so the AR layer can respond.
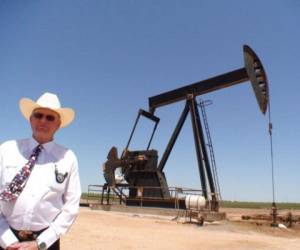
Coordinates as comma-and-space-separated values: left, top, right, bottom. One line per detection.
0, 144, 43, 202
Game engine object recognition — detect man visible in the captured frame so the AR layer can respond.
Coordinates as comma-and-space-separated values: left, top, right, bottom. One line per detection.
0, 92, 81, 250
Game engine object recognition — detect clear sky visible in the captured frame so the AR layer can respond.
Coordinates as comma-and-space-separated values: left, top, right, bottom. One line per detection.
0, 0, 299, 202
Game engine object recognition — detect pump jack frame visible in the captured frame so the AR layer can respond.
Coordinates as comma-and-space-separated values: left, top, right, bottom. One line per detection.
103, 45, 269, 212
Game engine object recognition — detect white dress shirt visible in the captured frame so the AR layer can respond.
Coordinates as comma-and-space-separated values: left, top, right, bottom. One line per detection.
0, 138, 81, 249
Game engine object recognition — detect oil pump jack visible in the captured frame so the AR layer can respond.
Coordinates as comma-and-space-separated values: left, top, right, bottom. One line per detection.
103, 45, 269, 211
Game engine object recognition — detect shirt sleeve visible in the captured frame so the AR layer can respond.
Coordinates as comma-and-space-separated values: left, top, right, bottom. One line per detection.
36, 152, 81, 248
0, 223, 19, 249
0, 144, 19, 248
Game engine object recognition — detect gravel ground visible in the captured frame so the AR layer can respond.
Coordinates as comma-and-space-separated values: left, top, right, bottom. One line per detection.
61, 207, 300, 250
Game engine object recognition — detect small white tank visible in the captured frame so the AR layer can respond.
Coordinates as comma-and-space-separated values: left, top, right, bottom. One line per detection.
185, 194, 206, 210
114, 173, 124, 184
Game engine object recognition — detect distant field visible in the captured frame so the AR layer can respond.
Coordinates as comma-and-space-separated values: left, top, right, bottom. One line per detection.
81, 193, 300, 210
220, 200, 300, 210
81, 192, 100, 199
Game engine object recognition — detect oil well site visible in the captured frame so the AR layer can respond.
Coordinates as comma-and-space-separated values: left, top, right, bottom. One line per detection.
2, 2, 299, 250
74, 45, 300, 250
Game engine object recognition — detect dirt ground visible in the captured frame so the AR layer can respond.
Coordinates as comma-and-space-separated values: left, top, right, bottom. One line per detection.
61, 207, 300, 250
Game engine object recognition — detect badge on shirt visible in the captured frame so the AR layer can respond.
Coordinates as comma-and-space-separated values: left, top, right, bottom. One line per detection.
55, 165, 68, 184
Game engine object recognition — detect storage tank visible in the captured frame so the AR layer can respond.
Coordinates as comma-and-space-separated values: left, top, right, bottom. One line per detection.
185, 195, 206, 210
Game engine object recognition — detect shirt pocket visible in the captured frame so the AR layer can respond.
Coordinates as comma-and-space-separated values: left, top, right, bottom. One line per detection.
47, 165, 69, 193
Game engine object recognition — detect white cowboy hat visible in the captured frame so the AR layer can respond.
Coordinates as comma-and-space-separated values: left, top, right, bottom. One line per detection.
19, 92, 75, 128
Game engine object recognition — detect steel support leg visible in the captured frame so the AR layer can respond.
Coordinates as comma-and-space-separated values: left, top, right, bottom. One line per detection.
189, 97, 217, 210
158, 103, 190, 171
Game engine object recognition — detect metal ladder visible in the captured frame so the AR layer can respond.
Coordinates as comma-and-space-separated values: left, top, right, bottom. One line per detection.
199, 99, 222, 200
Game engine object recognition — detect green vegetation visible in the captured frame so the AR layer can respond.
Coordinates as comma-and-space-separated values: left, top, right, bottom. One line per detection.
220, 200, 300, 210
81, 192, 100, 199
81, 192, 117, 200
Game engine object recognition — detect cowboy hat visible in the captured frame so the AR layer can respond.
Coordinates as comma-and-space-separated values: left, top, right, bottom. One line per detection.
19, 92, 75, 128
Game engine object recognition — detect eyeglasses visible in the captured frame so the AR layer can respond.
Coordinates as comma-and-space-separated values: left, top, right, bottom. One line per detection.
33, 112, 56, 122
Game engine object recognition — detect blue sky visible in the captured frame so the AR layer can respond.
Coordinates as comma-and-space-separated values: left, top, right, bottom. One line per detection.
0, 0, 299, 202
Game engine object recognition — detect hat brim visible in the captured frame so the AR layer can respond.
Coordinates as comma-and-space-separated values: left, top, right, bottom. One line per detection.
19, 98, 75, 128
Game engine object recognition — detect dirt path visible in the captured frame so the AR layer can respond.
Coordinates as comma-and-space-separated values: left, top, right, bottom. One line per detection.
61, 207, 300, 250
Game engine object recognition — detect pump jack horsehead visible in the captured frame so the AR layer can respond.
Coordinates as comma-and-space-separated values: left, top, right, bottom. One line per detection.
103, 45, 269, 211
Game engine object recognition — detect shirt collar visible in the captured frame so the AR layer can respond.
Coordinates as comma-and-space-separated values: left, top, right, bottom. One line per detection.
29, 137, 55, 153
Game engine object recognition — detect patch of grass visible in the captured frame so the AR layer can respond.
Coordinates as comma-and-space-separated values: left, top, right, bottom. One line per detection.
81, 192, 100, 199
220, 200, 300, 210
81, 192, 118, 200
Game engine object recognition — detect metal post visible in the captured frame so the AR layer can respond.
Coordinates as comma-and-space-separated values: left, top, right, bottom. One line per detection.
188, 97, 208, 198
107, 187, 110, 205
189, 97, 218, 210
123, 113, 141, 156
147, 121, 159, 150
188, 97, 215, 200
158, 103, 190, 171
101, 184, 106, 205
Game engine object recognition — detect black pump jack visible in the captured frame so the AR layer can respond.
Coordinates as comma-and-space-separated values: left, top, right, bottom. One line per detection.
103, 45, 269, 211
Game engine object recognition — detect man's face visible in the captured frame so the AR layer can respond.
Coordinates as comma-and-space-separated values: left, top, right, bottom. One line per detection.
30, 108, 61, 143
